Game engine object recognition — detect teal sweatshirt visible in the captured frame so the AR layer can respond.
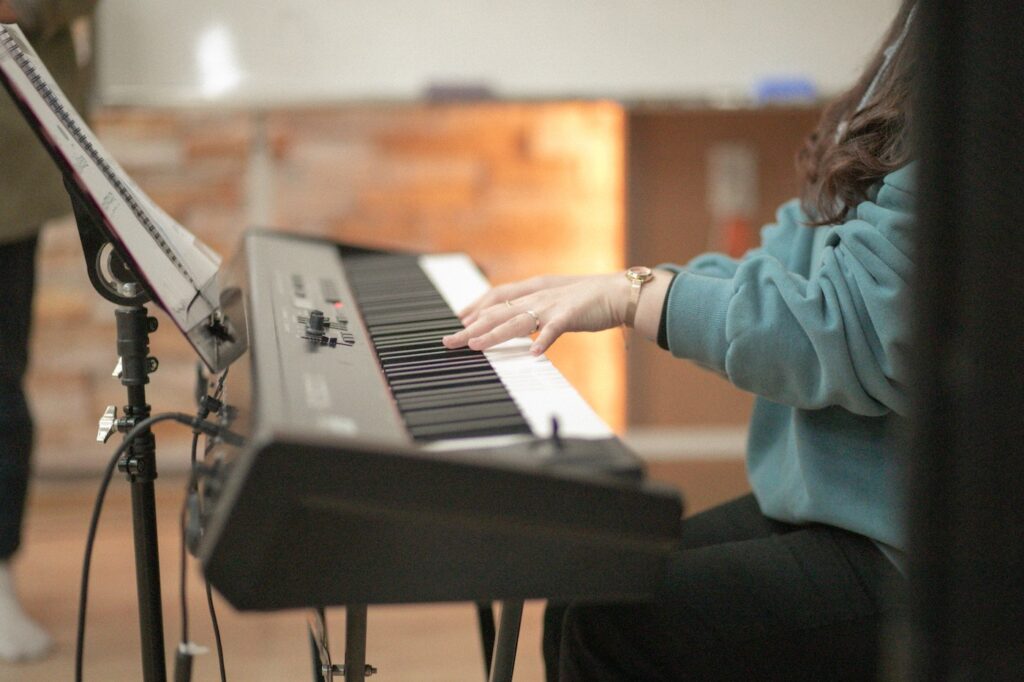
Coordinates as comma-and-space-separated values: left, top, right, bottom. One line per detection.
661, 164, 916, 555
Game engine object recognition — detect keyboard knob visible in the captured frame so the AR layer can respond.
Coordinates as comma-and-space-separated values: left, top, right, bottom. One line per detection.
306, 310, 326, 337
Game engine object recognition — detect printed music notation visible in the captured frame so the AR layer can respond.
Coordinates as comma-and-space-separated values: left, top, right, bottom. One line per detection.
0, 23, 226, 358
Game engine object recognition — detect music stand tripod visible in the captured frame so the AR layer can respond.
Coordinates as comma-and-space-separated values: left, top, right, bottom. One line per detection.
68, 175, 169, 682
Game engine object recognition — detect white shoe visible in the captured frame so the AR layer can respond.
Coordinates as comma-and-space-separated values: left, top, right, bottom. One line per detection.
0, 561, 53, 662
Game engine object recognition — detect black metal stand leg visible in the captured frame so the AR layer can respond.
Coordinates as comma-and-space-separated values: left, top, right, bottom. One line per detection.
489, 601, 523, 682
309, 607, 330, 682
131, 478, 165, 681
308, 607, 377, 680
476, 602, 496, 678
115, 304, 166, 682
345, 605, 368, 682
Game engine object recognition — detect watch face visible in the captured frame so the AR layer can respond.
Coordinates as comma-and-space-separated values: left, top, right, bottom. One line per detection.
627, 266, 653, 282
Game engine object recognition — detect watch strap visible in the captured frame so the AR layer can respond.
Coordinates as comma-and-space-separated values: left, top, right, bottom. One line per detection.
624, 266, 653, 328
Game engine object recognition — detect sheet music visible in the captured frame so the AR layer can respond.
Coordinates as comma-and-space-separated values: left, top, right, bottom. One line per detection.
420, 253, 612, 441
0, 24, 226, 364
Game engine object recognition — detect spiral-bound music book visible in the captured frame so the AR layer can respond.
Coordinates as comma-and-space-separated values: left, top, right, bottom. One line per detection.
0, 23, 241, 370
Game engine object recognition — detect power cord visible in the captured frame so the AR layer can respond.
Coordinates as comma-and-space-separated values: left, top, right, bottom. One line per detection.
176, 366, 229, 682
205, 577, 227, 682
74, 411, 238, 682
202, 370, 229, 682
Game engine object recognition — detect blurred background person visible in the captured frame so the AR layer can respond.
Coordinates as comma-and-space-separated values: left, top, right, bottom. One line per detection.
0, 0, 96, 663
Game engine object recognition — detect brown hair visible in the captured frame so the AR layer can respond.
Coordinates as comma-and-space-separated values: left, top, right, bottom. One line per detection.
797, 1, 918, 226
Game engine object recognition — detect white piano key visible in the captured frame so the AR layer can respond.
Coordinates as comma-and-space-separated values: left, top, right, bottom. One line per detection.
419, 254, 612, 441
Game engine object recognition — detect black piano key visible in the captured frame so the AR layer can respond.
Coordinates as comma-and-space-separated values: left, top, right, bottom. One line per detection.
366, 311, 455, 326
394, 382, 514, 404
408, 416, 533, 440
373, 337, 447, 350
368, 319, 463, 334
397, 389, 514, 413
384, 358, 492, 379
388, 365, 499, 385
403, 402, 525, 428
377, 347, 475, 363
345, 253, 533, 442
391, 374, 503, 395
383, 354, 491, 371
372, 328, 464, 345
380, 350, 482, 367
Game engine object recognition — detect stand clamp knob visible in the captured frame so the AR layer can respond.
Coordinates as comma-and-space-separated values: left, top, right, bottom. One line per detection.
323, 664, 377, 678
96, 405, 133, 443
97, 405, 119, 443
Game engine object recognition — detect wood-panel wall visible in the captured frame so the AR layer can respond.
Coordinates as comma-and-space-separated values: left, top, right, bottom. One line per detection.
625, 106, 822, 428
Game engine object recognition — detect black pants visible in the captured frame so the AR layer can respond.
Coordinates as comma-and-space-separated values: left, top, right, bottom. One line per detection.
544, 494, 905, 681
0, 236, 38, 560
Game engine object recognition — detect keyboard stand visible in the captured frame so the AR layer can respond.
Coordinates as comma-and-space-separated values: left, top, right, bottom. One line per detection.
311, 600, 523, 682
343, 605, 369, 682
309, 606, 375, 681
489, 601, 524, 682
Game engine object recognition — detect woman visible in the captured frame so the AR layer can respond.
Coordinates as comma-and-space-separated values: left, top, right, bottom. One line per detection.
443, 3, 918, 679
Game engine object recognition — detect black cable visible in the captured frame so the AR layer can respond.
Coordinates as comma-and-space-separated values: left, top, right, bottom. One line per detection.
180, 364, 229, 681
75, 411, 234, 682
179, 432, 200, 646
206, 579, 227, 682
201, 366, 229, 680
213, 366, 229, 400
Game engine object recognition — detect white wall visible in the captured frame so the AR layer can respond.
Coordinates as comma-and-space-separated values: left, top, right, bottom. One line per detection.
95, 0, 901, 106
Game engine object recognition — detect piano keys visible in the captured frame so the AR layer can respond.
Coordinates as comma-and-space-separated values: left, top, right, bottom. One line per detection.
198, 229, 683, 610
347, 253, 534, 442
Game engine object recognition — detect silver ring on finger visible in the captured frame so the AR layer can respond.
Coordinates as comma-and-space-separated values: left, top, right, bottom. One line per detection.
524, 309, 540, 333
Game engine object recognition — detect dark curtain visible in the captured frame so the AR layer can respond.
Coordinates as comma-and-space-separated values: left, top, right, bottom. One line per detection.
907, 0, 1024, 678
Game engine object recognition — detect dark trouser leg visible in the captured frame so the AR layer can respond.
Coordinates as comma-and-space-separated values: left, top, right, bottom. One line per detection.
0, 236, 38, 561
550, 495, 905, 681
543, 495, 786, 680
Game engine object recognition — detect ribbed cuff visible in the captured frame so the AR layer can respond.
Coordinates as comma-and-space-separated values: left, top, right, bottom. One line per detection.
664, 271, 734, 371
656, 272, 679, 350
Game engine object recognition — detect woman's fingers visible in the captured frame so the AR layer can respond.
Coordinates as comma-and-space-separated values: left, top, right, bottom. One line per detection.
459, 280, 537, 323
444, 303, 515, 348
457, 291, 501, 326
458, 275, 579, 324
528, 314, 567, 355
466, 311, 538, 350
445, 272, 626, 353
444, 299, 541, 350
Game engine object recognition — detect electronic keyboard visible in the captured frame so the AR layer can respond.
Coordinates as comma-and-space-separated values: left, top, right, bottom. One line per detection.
198, 230, 683, 610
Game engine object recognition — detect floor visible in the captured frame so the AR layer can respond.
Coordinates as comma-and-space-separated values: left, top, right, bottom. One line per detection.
1, 459, 748, 682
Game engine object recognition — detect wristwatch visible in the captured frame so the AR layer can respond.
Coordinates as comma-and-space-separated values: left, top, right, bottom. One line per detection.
624, 266, 654, 328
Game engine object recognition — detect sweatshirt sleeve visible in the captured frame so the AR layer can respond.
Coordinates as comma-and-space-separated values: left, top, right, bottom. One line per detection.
663, 165, 916, 416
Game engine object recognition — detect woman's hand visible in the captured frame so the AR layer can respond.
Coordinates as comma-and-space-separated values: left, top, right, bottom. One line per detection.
457, 274, 587, 326
444, 273, 632, 355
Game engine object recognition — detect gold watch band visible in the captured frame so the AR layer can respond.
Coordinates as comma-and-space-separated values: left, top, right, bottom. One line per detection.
624, 266, 653, 328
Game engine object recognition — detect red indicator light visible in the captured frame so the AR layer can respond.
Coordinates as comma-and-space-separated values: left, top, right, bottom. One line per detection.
333, 301, 344, 308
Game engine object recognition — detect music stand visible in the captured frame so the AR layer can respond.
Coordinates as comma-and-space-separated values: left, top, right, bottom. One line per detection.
1, 22, 246, 681
67, 174, 169, 681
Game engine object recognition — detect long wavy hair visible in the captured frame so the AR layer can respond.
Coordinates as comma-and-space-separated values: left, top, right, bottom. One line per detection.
797, 1, 918, 226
